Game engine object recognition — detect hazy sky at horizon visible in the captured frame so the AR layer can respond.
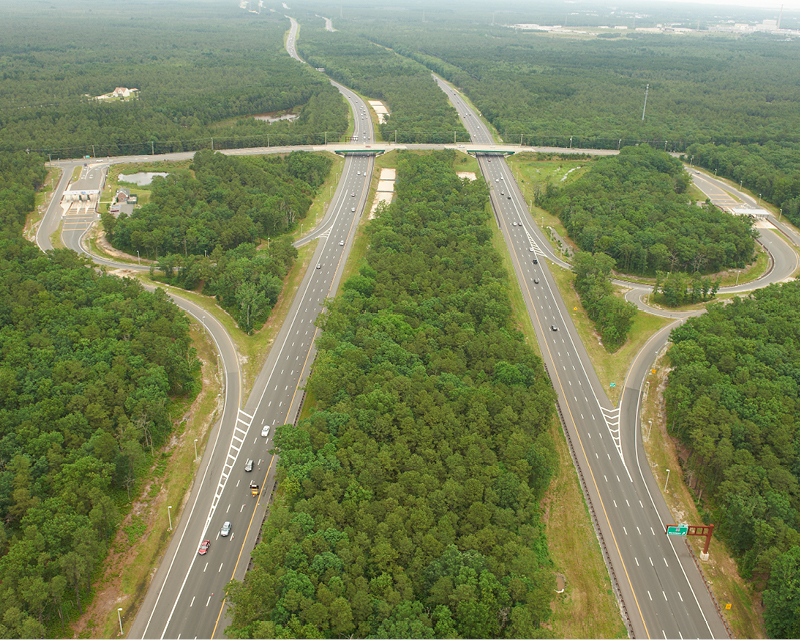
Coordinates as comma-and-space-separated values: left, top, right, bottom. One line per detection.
641, 0, 800, 11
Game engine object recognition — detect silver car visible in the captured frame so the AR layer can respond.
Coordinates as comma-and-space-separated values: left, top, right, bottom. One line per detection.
221, 521, 231, 537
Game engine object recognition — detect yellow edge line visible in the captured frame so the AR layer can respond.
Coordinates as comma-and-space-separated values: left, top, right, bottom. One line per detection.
210, 154, 374, 637
488, 157, 650, 638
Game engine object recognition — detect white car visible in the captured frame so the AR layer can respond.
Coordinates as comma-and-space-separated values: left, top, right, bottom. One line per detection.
316, 263, 322, 269
221, 521, 231, 537
339, 240, 345, 246
261, 425, 270, 437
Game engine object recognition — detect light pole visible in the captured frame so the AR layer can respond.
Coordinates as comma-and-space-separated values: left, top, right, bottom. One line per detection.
736, 270, 741, 286
137, 250, 140, 265
779, 208, 783, 221
118, 608, 123, 635
664, 469, 670, 492
194, 438, 198, 462
201, 315, 205, 333
647, 419, 653, 440
758, 193, 762, 205
167, 505, 172, 531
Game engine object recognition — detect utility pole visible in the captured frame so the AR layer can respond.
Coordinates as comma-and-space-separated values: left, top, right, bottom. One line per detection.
211, 137, 214, 150
642, 84, 649, 121
151, 141, 155, 155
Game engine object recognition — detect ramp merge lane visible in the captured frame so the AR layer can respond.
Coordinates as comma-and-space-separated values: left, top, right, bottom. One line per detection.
130, 30, 376, 639
436, 75, 729, 638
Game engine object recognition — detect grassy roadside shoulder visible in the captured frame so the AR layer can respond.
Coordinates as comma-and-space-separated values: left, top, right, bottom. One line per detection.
547, 259, 673, 406
487, 205, 625, 637
25, 166, 61, 242
642, 353, 766, 639
82, 320, 223, 638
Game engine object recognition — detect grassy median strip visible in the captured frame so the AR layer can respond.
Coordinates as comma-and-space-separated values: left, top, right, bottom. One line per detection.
488, 202, 624, 637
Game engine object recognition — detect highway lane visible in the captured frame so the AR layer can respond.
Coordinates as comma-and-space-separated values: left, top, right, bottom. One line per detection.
129, 22, 376, 639
34, 50, 799, 640
438, 74, 730, 637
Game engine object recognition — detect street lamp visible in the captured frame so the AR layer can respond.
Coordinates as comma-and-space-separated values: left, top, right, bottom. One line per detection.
758, 193, 762, 205
137, 250, 140, 265
779, 208, 783, 221
647, 419, 653, 440
118, 608, 123, 635
664, 469, 671, 492
736, 270, 741, 286
194, 438, 198, 462
167, 505, 172, 531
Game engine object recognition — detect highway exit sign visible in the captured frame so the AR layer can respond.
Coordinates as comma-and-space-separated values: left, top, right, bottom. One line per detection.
666, 525, 688, 536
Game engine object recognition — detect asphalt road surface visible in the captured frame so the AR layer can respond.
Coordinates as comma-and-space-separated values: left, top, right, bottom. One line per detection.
32, 39, 798, 640
436, 72, 732, 639
128, 25, 376, 640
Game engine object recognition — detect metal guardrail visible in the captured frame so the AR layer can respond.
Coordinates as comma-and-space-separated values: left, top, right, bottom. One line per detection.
543, 361, 635, 638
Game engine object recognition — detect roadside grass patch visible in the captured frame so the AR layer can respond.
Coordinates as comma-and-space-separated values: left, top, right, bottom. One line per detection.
642, 354, 767, 639
548, 259, 672, 405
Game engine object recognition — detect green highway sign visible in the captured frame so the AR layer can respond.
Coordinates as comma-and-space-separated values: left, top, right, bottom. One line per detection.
666, 525, 688, 536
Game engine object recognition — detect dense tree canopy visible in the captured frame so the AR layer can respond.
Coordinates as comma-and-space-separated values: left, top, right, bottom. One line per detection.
572, 252, 637, 350
362, 23, 800, 149
541, 146, 757, 275
225, 151, 558, 639
153, 238, 298, 334
106, 149, 331, 259
0, 5, 348, 157
666, 282, 800, 631
296, 26, 468, 144
0, 151, 199, 636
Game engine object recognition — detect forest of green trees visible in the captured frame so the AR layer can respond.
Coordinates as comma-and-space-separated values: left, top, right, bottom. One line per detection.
105, 150, 331, 258
296, 26, 468, 144
0, 6, 348, 157
363, 23, 800, 150
225, 151, 558, 638
572, 252, 637, 350
0, 152, 199, 636
666, 282, 800, 637
540, 146, 757, 277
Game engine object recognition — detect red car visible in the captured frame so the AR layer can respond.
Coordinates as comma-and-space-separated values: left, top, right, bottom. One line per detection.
198, 540, 210, 555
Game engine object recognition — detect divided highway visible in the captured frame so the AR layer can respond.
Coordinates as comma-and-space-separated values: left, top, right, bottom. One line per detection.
32, 30, 799, 638
128, 86, 375, 640
435, 73, 731, 638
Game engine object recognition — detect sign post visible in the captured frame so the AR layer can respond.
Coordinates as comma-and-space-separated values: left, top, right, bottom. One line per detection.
665, 524, 715, 560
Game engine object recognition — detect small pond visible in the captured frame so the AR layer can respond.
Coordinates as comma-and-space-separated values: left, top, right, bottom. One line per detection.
118, 171, 169, 186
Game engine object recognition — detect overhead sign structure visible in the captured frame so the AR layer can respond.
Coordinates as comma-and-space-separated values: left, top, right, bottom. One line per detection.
665, 523, 715, 556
